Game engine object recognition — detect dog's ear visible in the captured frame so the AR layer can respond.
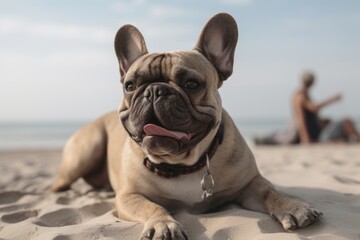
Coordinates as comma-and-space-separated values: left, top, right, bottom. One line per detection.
195, 13, 238, 81
114, 25, 148, 80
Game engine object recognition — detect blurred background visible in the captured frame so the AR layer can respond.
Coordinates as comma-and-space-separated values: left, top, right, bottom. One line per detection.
1, 0, 359, 149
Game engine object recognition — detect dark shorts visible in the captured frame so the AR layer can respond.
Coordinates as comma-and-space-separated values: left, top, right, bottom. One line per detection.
319, 120, 346, 142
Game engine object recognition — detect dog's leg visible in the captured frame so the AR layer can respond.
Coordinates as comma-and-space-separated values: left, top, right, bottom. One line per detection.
50, 122, 107, 191
237, 175, 322, 230
115, 192, 188, 240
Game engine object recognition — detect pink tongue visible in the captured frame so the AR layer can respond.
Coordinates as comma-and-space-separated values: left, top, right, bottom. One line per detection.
143, 124, 192, 140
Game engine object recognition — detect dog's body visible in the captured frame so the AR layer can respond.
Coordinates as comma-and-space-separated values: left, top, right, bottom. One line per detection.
51, 13, 321, 239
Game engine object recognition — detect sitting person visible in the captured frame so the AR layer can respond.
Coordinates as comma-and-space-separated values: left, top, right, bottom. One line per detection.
254, 71, 359, 145
293, 71, 359, 144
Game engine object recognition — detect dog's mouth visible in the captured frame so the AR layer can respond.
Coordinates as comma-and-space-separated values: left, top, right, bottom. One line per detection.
131, 114, 209, 157
141, 123, 198, 156
143, 124, 195, 141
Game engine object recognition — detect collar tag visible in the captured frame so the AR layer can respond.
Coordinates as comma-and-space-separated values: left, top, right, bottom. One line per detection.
201, 154, 215, 200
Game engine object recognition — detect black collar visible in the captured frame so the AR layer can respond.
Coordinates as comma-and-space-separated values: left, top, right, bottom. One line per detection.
143, 120, 224, 178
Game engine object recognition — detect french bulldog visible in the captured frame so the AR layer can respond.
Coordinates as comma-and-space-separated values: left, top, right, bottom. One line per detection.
51, 13, 322, 240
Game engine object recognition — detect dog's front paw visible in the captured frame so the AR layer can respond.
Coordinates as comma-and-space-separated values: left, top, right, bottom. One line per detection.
140, 219, 188, 240
270, 199, 322, 230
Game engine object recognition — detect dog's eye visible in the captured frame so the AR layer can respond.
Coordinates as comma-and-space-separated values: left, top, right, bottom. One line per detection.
184, 79, 199, 90
125, 82, 136, 92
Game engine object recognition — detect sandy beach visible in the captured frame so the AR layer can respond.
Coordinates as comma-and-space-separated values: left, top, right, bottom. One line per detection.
0, 145, 359, 240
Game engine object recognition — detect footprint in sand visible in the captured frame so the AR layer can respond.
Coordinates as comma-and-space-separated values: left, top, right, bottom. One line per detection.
330, 159, 346, 166
334, 176, 360, 184
302, 162, 311, 168
0, 203, 34, 213
78, 202, 113, 217
55, 196, 71, 205
0, 191, 25, 205
1, 209, 39, 223
53, 235, 71, 240
34, 208, 82, 227
34, 202, 112, 227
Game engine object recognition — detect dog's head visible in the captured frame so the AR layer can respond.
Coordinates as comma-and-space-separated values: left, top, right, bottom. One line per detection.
115, 13, 238, 165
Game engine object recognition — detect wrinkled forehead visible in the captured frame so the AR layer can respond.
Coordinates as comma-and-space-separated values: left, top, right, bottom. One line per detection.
124, 51, 219, 84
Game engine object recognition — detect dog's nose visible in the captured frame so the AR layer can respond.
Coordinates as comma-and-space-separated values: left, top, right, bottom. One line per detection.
144, 84, 171, 101
156, 86, 169, 97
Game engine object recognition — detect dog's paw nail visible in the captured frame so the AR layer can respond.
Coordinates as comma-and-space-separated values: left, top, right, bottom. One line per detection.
289, 214, 298, 229
314, 210, 323, 217
271, 214, 278, 222
182, 231, 189, 240
143, 228, 154, 239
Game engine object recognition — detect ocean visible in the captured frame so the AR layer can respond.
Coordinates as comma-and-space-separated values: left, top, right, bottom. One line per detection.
0, 118, 358, 150
0, 119, 286, 150
0, 122, 84, 150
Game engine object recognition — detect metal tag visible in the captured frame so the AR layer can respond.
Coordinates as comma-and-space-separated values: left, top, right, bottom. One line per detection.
201, 154, 215, 200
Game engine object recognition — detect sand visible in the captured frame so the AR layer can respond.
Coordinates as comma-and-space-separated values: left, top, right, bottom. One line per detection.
0, 145, 359, 240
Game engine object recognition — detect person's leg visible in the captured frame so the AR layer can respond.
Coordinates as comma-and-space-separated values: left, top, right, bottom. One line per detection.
319, 120, 345, 143
343, 118, 360, 143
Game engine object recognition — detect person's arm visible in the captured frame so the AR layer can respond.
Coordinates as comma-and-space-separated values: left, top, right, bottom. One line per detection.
293, 94, 311, 144
303, 94, 341, 113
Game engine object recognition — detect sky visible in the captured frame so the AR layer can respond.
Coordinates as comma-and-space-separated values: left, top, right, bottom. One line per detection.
1, 0, 359, 122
